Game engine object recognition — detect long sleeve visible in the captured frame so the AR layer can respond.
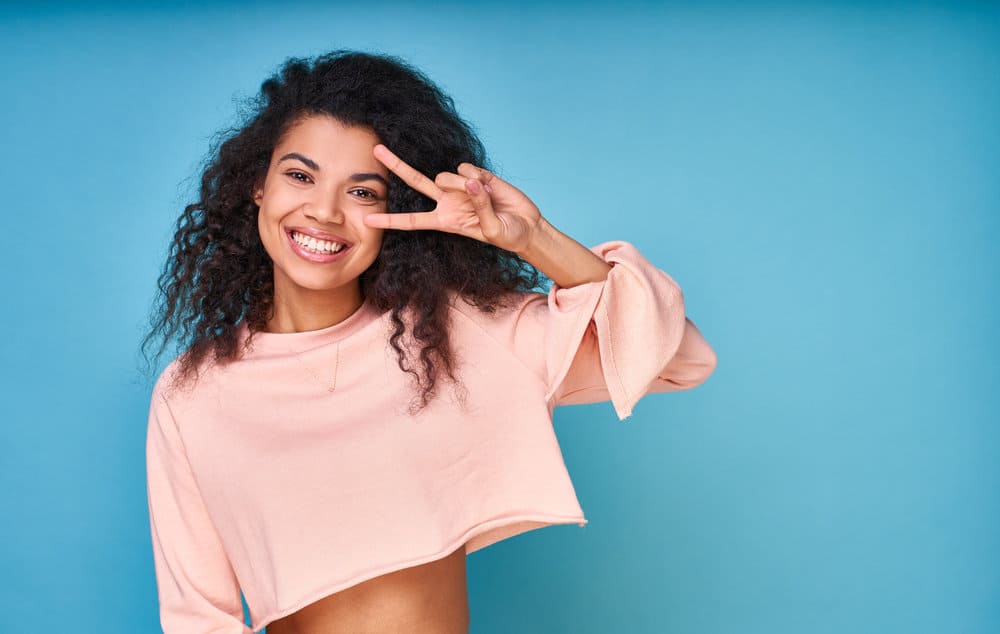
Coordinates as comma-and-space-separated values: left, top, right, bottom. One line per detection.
479, 240, 717, 421
145, 379, 252, 634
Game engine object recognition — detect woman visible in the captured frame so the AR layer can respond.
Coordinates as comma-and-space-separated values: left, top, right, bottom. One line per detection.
141, 48, 717, 634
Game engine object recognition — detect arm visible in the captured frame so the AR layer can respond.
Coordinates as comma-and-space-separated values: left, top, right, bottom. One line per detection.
499, 224, 717, 420
556, 314, 718, 407
146, 377, 252, 633
651, 317, 717, 390
367, 149, 716, 415
515, 216, 613, 287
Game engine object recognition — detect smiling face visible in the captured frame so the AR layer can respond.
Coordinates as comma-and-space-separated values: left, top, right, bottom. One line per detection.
253, 114, 388, 317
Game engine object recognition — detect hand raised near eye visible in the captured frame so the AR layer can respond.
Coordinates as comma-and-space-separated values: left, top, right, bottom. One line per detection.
363, 144, 542, 254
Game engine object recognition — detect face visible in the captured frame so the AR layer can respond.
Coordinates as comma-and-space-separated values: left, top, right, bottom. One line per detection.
253, 114, 387, 309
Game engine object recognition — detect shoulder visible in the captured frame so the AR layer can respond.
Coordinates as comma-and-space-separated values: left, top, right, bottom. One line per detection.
151, 349, 216, 407
446, 288, 549, 333
151, 356, 182, 401
443, 288, 551, 384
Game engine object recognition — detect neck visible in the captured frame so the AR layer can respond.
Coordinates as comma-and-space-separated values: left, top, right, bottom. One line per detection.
266, 281, 365, 334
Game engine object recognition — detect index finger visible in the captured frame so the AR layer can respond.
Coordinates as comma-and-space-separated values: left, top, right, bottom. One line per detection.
373, 144, 442, 201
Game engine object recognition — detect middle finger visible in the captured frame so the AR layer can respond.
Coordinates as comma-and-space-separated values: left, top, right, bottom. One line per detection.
433, 171, 474, 192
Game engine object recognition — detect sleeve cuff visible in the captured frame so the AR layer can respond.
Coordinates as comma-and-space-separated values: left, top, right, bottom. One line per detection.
542, 240, 687, 420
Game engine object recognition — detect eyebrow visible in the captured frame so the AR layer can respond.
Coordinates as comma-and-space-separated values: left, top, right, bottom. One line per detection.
277, 152, 389, 187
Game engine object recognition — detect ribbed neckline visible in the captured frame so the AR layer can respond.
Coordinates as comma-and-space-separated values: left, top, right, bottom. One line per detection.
239, 298, 383, 355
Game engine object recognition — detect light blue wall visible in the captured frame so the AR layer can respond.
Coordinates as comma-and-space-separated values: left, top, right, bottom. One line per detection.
1, 2, 997, 632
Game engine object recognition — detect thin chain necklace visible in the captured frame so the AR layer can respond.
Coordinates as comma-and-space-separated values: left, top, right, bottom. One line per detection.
287, 341, 341, 392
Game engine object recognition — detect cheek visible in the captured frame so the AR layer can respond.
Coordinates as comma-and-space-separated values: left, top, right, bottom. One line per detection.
256, 207, 286, 254
256, 209, 265, 242
256, 208, 270, 241
257, 196, 284, 228
366, 229, 385, 252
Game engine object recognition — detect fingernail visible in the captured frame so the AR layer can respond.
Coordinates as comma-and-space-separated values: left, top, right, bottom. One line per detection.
466, 179, 482, 194
483, 183, 493, 194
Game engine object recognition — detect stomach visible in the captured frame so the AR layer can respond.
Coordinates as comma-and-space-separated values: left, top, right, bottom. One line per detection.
265, 544, 469, 634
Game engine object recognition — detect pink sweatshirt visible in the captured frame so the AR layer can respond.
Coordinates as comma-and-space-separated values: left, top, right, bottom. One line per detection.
145, 240, 717, 633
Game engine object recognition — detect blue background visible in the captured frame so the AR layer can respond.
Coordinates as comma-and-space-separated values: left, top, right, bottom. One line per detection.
2, 1, 997, 632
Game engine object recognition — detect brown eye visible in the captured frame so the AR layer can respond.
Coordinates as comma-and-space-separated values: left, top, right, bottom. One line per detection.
286, 171, 312, 183
351, 188, 378, 200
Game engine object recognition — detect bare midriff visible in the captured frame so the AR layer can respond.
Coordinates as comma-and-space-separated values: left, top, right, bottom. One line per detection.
266, 544, 469, 634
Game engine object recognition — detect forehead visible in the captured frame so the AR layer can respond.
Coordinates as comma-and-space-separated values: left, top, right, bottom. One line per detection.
274, 115, 382, 163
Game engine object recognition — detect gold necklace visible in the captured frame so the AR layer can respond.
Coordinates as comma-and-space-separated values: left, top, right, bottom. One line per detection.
288, 341, 341, 392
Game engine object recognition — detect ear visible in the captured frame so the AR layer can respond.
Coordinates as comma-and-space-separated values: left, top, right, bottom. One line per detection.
251, 180, 264, 206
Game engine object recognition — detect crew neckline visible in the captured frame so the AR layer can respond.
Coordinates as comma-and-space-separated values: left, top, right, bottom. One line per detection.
239, 298, 383, 355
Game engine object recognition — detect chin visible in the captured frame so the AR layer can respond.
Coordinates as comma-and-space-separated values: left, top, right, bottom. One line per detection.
289, 273, 353, 292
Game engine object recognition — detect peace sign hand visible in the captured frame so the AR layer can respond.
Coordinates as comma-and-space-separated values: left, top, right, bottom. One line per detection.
364, 144, 542, 254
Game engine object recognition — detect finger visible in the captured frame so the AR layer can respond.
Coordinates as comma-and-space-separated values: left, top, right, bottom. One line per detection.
457, 163, 497, 193
373, 144, 443, 201
364, 211, 440, 231
433, 171, 470, 191
464, 179, 502, 239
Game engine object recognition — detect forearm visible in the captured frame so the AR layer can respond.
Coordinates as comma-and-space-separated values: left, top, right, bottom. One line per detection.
516, 216, 613, 288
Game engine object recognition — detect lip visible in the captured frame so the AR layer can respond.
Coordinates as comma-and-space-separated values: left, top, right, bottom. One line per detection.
286, 226, 354, 247
286, 228, 353, 263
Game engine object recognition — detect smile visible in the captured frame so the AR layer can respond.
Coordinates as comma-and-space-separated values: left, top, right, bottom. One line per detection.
286, 229, 352, 263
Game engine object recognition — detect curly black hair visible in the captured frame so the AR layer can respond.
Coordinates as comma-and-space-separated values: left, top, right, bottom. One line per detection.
139, 48, 546, 415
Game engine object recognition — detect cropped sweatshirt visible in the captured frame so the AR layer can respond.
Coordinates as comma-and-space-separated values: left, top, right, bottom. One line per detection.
145, 240, 718, 633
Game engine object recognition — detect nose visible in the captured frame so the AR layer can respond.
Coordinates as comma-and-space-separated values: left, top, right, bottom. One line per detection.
304, 190, 346, 224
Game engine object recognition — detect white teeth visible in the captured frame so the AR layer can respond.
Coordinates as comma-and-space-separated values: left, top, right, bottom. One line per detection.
291, 231, 346, 254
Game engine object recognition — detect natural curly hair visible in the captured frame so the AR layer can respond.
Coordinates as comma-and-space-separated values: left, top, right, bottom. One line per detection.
139, 48, 546, 414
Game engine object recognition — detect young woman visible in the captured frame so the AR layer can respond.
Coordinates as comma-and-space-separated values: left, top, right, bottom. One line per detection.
141, 48, 717, 634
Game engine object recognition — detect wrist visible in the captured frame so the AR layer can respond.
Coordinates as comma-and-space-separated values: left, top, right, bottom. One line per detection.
517, 215, 556, 260
514, 216, 612, 288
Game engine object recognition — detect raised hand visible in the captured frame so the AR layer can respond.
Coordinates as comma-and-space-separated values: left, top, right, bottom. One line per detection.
363, 143, 542, 254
